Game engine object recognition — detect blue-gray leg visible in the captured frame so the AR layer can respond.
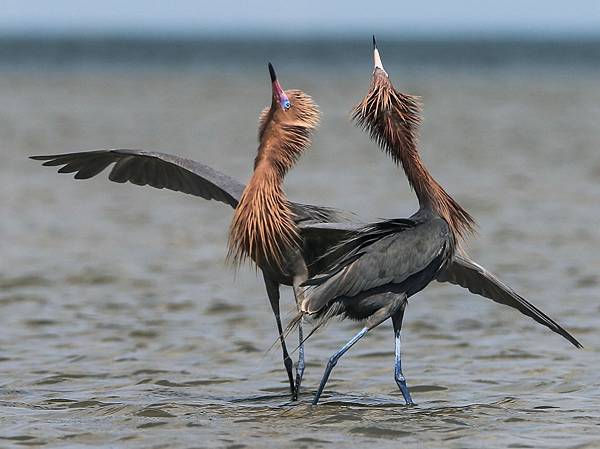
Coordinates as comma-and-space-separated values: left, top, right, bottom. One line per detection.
392, 306, 414, 405
312, 327, 368, 405
292, 275, 308, 401
312, 293, 406, 405
294, 316, 305, 400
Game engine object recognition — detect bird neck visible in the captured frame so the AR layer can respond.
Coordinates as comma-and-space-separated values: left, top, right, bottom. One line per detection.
395, 142, 442, 207
227, 155, 299, 272
395, 139, 475, 243
228, 91, 318, 271
256, 119, 312, 179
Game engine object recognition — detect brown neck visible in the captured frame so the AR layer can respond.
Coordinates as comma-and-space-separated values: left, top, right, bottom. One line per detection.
228, 89, 319, 271
227, 136, 301, 272
389, 127, 475, 242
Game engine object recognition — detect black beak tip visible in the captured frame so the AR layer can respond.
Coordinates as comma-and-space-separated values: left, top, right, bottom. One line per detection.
372, 35, 377, 49
268, 62, 276, 82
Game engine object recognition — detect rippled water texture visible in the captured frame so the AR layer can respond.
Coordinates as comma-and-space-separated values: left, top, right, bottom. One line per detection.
1, 40, 600, 448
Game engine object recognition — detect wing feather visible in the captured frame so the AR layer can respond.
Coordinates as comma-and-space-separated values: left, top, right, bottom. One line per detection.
32, 149, 244, 208
437, 255, 582, 348
31, 149, 352, 229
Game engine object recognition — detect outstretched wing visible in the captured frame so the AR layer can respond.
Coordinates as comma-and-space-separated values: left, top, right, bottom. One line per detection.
31, 149, 244, 208
437, 255, 582, 348
31, 150, 354, 224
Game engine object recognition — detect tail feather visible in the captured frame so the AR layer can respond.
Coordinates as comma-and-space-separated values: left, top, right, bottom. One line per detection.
275, 301, 348, 356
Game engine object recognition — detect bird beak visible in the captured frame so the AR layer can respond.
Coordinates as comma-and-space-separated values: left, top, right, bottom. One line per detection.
372, 36, 388, 77
268, 62, 291, 110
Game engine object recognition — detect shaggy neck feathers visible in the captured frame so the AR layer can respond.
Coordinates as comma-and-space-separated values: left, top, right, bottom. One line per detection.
353, 75, 476, 243
227, 90, 320, 272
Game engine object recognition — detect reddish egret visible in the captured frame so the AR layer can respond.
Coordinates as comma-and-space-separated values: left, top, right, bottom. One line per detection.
30, 63, 354, 400
296, 38, 582, 405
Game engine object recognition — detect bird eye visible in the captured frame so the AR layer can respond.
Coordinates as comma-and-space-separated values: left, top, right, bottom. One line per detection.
284, 100, 291, 109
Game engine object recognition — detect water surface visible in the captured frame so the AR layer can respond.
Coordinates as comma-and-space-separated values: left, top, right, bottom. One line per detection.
1, 39, 599, 448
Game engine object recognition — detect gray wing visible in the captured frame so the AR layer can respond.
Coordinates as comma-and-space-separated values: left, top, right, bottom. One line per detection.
437, 255, 582, 348
301, 219, 449, 314
298, 222, 364, 275
31, 149, 244, 208
292, 204, 355, 226
30, 150, 354, 222
298, 222, 364, 233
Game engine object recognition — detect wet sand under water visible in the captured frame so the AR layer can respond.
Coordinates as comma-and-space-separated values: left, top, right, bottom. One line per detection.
1, 64, 600, 448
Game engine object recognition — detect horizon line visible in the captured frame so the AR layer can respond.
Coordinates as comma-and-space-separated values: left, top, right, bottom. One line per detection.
1, 25, 600, 41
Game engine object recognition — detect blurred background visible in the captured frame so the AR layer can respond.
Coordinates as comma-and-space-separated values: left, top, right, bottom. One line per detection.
1, 1, 599, 448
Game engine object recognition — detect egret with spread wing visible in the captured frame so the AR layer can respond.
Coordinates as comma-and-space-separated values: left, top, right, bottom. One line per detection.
31, 63, 356, 400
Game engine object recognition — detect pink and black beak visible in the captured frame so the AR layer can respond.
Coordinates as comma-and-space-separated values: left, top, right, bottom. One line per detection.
268, 63, 291, 110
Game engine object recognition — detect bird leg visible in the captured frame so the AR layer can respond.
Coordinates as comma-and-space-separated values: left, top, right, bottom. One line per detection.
292, 270, 309, 400
294, 306, 305, 400
312, 293, 405, 405
392, 299, 414, 405
263, 274, 295, 399
312, 326, 369, 405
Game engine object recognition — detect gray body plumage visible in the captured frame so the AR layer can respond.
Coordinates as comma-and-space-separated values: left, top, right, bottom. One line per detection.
302, 210, 452, 317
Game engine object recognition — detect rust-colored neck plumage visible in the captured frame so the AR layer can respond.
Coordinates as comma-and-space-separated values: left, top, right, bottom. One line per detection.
227, 90, 320, 272
353, 73, 476, 243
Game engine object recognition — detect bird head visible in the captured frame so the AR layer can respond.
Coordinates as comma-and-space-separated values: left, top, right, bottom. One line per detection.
258, 63, 320, 145
269, 62, 292, 111
351, 36, 422, 165
372, 35, 389, 79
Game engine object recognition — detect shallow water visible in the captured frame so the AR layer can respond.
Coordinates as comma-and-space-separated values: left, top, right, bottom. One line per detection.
1, 41, 600, 448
